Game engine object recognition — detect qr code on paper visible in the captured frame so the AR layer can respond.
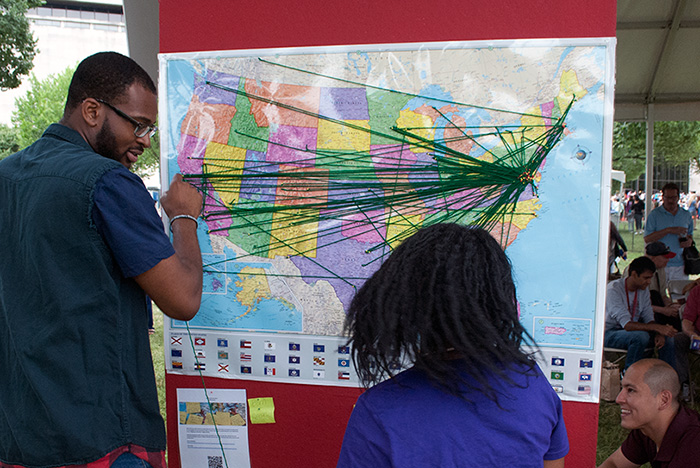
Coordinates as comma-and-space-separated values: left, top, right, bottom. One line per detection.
207, 455, 223, 468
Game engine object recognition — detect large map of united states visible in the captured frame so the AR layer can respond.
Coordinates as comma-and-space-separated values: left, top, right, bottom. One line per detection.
170, 50, 582, 332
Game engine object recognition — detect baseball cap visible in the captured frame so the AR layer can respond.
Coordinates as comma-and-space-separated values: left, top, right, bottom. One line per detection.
645, 241, 676, 258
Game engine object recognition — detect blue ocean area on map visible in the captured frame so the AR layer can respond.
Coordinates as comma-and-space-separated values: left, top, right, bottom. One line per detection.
171, 232, 303, 332
508, 86, 603, 349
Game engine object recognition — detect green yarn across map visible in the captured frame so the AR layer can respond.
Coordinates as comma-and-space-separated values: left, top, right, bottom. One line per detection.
161, 39, 612, 348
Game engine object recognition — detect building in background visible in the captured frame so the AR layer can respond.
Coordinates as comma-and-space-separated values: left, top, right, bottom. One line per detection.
0, 0, 127, 125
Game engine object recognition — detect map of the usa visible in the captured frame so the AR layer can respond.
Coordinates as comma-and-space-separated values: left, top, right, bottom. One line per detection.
163, 40, 611, 347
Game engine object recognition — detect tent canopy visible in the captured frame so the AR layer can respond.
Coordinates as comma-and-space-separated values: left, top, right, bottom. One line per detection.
616, 0, 700, 122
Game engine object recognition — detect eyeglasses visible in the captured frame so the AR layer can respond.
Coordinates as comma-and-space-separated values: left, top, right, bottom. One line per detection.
95, 99, 158, 138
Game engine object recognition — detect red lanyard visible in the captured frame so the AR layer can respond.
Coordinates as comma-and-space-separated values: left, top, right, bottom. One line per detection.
625, 288, 639, 321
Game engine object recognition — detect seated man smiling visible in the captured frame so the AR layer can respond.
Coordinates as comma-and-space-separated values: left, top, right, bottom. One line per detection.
598, 359, 700, 468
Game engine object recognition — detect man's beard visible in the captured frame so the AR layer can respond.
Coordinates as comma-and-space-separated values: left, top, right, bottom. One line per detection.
94, 118, 121, 163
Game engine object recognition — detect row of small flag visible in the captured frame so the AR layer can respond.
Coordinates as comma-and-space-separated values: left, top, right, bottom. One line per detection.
239, 339, 350, 355
175, 349, 350, 367
172, 361, 350, 380
240, 366, 351, 380
171, 335, 351, 355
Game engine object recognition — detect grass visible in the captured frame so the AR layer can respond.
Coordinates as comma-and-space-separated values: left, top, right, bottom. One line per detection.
611, 222, 647, 274
149, 308, 167, 452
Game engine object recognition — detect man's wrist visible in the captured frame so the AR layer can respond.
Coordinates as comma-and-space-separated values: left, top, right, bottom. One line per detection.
169, 214, 199, 231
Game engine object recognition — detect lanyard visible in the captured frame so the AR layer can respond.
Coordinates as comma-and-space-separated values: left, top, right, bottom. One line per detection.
625, 288, 639, 321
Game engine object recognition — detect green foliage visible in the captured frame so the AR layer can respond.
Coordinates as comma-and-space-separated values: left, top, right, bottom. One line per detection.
0, 0, 44, 90
613, 121, 647, 183
138, 128, 160, 176
10, 65, 160, 176
0, 123, 20, 159
613, 121, 700, 186
12, 66, 73, 147
149, 307, 166, 429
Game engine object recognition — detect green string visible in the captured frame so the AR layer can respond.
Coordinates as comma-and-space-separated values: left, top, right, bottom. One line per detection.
180, 71, 574, 284
186, 322, 229, 468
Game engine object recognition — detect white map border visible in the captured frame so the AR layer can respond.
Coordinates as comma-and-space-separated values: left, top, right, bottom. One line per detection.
158, 37, 616, 403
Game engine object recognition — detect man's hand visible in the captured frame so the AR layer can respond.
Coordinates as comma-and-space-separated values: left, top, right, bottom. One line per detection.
655, 334, 666, 349
667, 226, 688, 236
654, 323, 677, 338
161, 173, 202, 219
658, 303, 681, 317
680, 236, 694, 249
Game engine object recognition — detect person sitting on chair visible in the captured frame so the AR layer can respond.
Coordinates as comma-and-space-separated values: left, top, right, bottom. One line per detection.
624, 242, 681, 330
605, 256, 677, 371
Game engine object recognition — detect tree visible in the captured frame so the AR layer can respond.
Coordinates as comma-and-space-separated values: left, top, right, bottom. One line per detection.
612, 120, 700, 188
11, 65, 159, 175
0, 0, 44, 90
0, 123, 20, 159
12, 66, 73, 147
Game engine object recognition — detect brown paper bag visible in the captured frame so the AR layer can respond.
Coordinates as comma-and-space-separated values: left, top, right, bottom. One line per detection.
600, 360, 620, 401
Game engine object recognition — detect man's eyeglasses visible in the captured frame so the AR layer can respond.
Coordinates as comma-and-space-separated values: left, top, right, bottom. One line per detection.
95, 99, 158, 138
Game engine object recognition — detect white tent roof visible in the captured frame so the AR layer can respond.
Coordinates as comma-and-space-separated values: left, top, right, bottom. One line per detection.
616, 0, 700, 121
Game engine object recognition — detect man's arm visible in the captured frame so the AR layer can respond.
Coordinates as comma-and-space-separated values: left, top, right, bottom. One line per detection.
652, 303, 680, 317
624, 320, 676, 337
644, 226, 688, 244
135, 174, 203, 321
597, 448, 640, 468
682, 318, 698, 337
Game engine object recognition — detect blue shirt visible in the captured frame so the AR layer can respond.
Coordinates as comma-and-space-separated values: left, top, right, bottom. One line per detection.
0, 124, 169, 466
93, 167, 175, 277
337, 363, 569, 467
645, 205, 693, 268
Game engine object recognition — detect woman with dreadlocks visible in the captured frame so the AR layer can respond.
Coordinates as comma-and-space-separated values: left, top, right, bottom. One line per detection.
336, 224, 568, 467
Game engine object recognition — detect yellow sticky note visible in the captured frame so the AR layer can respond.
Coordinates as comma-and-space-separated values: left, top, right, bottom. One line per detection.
213, 411, 232, 426
248, 397, 276, 424
188, 413, 204, 425
186, 402, 201, 414
230, 413, 246, 426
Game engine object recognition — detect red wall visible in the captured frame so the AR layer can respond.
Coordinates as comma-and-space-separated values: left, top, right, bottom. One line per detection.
160, 1, 616, 466
160, 0, 616, 53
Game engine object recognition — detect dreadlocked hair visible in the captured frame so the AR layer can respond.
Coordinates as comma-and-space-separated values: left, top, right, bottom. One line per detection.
345, 223, 537, 402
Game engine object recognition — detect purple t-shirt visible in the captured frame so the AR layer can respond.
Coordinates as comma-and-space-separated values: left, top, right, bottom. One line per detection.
337, 362, 569, 467
92, 167, 175, 278
622, 406, 700, 467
